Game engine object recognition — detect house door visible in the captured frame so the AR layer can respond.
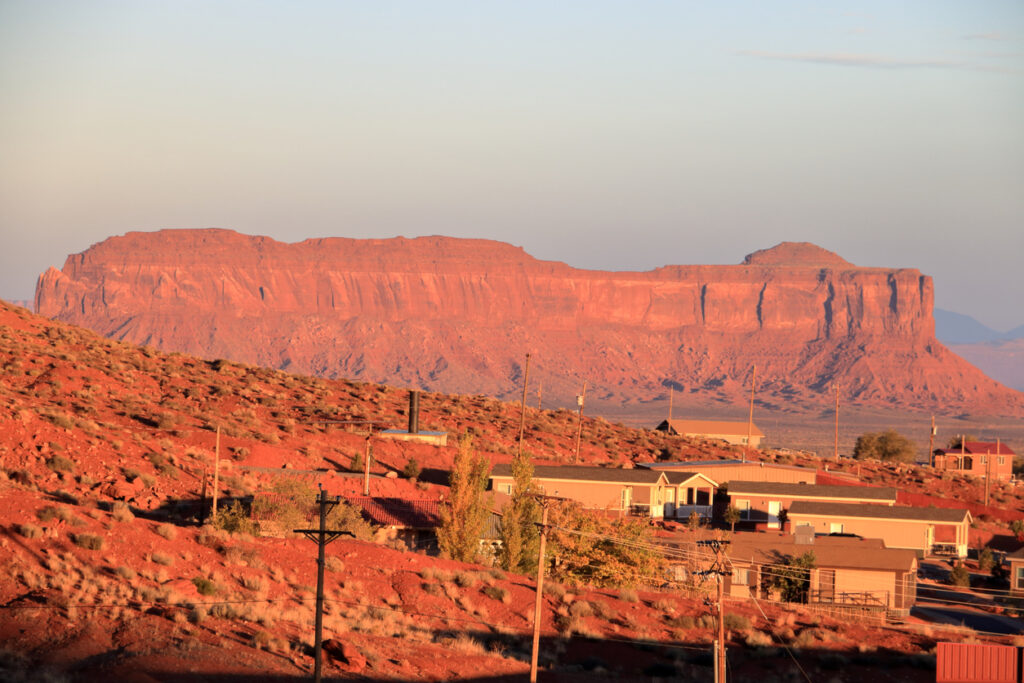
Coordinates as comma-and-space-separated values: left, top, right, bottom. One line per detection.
767, 501, 781, 529
664, 488, 675, 518
620, 487, 632, 511
818, 569, 835, 602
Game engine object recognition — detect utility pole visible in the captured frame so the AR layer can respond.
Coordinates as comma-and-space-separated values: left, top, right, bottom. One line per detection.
518, 353, 531, 458
362, 435, 372, 496
573, 380, 587, 464
745, 365, 756, 463
295, 487, 354, 683
200, 465, 209, 520
697, 539, 730, 683
537, 380, 543, 411
211, 425, 221, 519
985, 447, 992, 507
833, 384, 839, 460
529, 501, 550, 683
928, 415, 936, 468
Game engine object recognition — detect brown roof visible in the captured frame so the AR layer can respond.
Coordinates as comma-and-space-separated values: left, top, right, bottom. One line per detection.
728, 481, 897, 502
935, 441, 1015, 456
658, 419, 764, 438
726, 533, 918, 572
346, 497, 441, 529
788, 501, 970, 523
490, 464, 664, 484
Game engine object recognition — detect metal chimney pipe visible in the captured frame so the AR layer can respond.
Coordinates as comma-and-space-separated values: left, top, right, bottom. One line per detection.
408, 390, 420, 434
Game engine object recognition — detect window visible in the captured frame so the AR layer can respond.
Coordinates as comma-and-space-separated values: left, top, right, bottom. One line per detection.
732, 567, 750, 585
829, 522, 844, 534
1016, 566, 1024, 590
1000, 456, 1006, 466
735, 499, 751, 519
500, 484, 513, 495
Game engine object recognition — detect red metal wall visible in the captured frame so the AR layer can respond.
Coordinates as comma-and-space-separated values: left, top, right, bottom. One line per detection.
936, 642, 1018, 683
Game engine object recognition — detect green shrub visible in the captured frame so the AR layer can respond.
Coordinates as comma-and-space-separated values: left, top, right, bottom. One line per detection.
213, 501, 258, 535
192, 577, 219, 596
72, 533, 104, 550
46, 455, 75, 473
724, 613, 751, 630
403, 457, 421, 480
949, 564, 971, 588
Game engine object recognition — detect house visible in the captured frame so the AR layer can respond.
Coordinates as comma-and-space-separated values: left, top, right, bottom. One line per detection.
786, 501, 971, 558
645, 459, 816, 485
723, 532, 918, 615
488, 464, 718, 520
346, 496, 442, 547
932, 441, 1015, 481
727, 481, 897, 530
655, 419, 764, 448
1006, 547, 1024, 594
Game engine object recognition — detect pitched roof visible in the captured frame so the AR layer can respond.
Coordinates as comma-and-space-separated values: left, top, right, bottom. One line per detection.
643, 459, 813, 474
490, 464, 664, 484
346, 497, 441, 529
935, 441, 1015, 456
728, 481, 897, 502
787, 501, 970, 524
726, 534, 917, 572
658, 419, 764, 438
664, 471, 719, 487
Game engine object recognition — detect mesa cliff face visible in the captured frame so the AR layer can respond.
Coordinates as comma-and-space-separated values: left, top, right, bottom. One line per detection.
35, 229, 1024, 415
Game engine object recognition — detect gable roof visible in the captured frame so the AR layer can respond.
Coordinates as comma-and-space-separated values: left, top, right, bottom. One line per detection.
787, 501, 970, 524
490, 464, 665, 484
346, 497, 441, 529
727, 534, 917, 572
728, 481, 897, 502
664, 471, 720, 488
935, 441, 1015, 456
658, 419, 764, 438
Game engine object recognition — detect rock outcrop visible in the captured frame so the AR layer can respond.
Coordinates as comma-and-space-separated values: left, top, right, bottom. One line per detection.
35, 229, 1024, 416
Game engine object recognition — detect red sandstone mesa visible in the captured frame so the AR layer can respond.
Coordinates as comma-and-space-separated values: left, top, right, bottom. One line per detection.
35, 229, 1024, 415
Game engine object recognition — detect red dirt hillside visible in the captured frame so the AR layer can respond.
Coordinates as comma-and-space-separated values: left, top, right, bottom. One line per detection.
34, 228, 1024, 417
0, 299, 999, 682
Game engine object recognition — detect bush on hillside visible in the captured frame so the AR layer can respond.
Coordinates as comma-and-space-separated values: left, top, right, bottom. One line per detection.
852, 430, 917, 463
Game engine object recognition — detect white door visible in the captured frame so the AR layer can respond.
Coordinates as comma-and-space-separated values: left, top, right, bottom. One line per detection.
664, 488, 676, 517
768, 501, 781, 529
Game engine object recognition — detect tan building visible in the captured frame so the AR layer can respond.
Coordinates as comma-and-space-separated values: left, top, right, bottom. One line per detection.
728, 481, 897, 530
655, 419, 764, 448
646, 459, 816, 485
723, 533, 918, 615
786, 501, 971, 558
488, 464, 718, 520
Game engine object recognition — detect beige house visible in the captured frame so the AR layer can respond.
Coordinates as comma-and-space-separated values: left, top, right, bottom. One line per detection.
786, 501, 971, 558
655, 419, 764, 448
488, 464, 718, 520
647, 459, 815, 485
728, 481, 897, 530
724, 533, 918, 615
1007, 547, 1024, 594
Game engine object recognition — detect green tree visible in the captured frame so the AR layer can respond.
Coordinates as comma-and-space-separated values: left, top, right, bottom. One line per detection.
437, 436, 492, 562
402, 456, 421, 480
949, 563, 970, 588
947, 435, 977, 449
978, 547, 995, 572
762, 551, 815, 603
546, 499, 665, 588
852, 430, 917, 463
724, 505, 741, 533
350, 450, 364, 473
498, 449, 540, 574
1010, 519, 1024, 539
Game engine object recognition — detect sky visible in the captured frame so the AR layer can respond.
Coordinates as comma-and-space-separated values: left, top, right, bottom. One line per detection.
1, 1, 1022, 330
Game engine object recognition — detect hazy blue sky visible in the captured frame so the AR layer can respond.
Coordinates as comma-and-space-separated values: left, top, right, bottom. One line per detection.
2, 1, 1022, 329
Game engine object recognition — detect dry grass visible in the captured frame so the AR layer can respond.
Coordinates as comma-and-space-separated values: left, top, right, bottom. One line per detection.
17, 523, 41, 539
72, 533, 104, 551
154, 523, 177, 540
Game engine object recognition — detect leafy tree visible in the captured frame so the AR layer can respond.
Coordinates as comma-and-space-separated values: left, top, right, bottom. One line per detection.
762, 551, 815, 603
686, 510, 702, 530
402, 456, 421, 480
350, 451, 364, 473
724, 505, 741, 533
546, 499, 665, 588
1010, 519, 1024, 539
978, 547, 996, 572
949, 563, 970, 588
437, 436, 492, 562
947, 435, 977, 449
852, 430, 917, 463
250, 477, 375, 540
498, 448, 540, 574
